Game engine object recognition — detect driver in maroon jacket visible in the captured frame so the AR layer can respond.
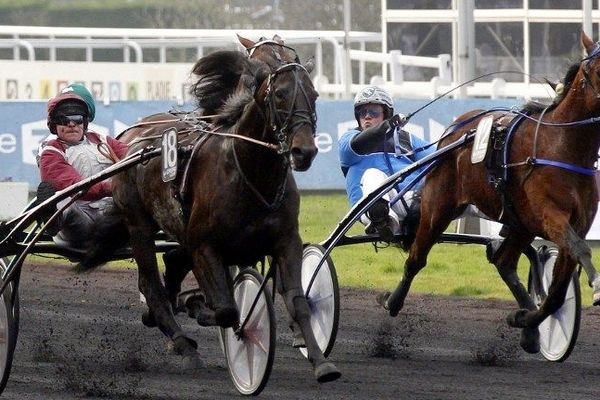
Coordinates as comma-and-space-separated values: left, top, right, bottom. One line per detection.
38, 83, 129, 270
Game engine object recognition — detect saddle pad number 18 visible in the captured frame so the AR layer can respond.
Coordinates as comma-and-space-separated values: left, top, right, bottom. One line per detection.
161, 128, 178, 182
471, 115, 494, 164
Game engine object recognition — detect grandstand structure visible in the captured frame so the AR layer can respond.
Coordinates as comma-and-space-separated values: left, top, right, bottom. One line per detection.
0, 1, 598, 101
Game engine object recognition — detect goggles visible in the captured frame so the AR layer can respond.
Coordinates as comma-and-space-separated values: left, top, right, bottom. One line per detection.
54, 114, 85, 126
357, 107, 383, 119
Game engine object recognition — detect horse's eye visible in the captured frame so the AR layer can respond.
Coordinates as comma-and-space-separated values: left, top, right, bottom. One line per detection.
274, 88, 285, 100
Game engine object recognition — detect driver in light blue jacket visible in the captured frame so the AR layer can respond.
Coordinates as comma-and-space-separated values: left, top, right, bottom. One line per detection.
339, 85, 435, 244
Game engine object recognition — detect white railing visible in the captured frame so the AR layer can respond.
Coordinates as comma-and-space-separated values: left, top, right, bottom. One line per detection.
0, 24, 560, 101
313, 47, 453, 99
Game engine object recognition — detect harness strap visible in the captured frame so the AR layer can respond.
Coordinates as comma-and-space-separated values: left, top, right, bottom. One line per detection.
232, 139, 289, 211
177, 131, 213, 222
528, 158, 596, 176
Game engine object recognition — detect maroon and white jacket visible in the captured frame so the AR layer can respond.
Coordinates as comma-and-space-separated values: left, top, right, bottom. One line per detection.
39, 131, 128, 201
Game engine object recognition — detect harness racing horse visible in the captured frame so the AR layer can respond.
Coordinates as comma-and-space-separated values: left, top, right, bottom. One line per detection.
112, 44, 341, 382
378, 32, 600, 354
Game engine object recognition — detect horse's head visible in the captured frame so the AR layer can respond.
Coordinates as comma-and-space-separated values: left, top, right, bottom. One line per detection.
238, 35, 318, 171
253, 60, 319, 171
576, 32, 600, 109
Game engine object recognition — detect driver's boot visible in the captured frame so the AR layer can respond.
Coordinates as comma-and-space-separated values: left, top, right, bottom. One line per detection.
367, 199, 396, 242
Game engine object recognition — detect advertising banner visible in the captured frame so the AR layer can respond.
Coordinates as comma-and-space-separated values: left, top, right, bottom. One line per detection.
3, 97, 600, 238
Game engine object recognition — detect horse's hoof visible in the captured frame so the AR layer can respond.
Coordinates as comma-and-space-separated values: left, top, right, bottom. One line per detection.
195, 309, 217, 327
377, 292, 401, 317
292, 335, 306, 348
141, 310, 157, 327
520, 327, 540, 354
376, 292, 391, 310
591, 279, 600, 306
289, 322, 305, 348
215, 307, 239, 328
506, 309, 528, 328
314, 361, 341, 383
593, 292, 600, 307
171, 334, 198, 356
182, 352, 205, 370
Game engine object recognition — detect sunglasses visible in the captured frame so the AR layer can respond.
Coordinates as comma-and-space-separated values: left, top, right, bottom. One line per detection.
358, 108, 383, 119
54, 114, 85, 126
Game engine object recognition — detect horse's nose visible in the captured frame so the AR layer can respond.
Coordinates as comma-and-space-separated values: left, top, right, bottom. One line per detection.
291, 143, 318, 171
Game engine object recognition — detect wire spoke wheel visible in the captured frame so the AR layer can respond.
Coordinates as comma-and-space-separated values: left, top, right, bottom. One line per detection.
0, 258, 18, 394
220, 268, 275, 396
299, 244, 339, 358
528, 246, 581, 362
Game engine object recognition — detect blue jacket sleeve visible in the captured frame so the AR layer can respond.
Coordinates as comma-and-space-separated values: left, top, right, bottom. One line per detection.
338, 128, 361, 168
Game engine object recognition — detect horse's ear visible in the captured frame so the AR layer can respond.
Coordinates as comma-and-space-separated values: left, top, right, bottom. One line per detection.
272, 34, 284, 44
582, 30, 596, 55
303, 58, 315, 74
237, 34, 255, 50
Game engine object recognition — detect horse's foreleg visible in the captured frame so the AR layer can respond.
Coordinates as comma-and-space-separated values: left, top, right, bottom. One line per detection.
162, 247, 193, 309
506, 221, 580, 328
507, 250, 573, 327
379, 201, 453, 316
489, 234, 537, 310
275, 237, 340, 383
190, 245, 238, 328
565, 226, 600, 305
130, 229, 201, 366
488, 233, 540, 353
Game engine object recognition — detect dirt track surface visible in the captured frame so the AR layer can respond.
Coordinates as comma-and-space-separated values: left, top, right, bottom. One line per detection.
2, 261, 600, 399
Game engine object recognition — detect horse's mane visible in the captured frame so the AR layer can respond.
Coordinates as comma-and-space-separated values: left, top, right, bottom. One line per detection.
189, 50, 269, 125
189, 50, 251, 115
521, 61, 581, 114
215, 89, 254, 127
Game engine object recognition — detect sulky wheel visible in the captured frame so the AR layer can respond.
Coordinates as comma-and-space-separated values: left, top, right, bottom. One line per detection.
220, 268, 275, 396
0, 258, 18, 394
528, 246, 581, 362
299, 244, 339, 359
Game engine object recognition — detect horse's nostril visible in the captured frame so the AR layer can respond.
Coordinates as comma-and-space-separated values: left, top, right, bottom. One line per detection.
291, 145, 317, 160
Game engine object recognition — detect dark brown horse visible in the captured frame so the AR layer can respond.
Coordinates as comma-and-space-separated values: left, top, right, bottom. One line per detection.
379, 32, 600, 353
112, 42, 340, 382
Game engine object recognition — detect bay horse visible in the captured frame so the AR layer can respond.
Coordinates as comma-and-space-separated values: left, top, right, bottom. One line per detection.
112, 42, 340, 382
378, 31, 600, 354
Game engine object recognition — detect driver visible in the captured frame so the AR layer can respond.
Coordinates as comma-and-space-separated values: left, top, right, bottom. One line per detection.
338, 85, 435, 245
38, 83, 129, 270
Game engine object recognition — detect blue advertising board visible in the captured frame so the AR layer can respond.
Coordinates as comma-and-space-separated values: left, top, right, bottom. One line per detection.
0, 98, 519, 191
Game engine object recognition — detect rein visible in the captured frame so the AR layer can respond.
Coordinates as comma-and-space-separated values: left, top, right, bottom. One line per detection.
123, 116, 281, 152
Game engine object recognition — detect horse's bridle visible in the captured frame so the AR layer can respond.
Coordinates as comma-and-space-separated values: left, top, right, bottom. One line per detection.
262, 62, 317, 155
245, 38, 301, 64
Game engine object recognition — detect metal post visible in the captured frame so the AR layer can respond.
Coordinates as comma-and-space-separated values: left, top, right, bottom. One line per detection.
343, 0, 352, 98
381, 0, 388, 82
583, 0, 593, 40
456, 0, 475, 98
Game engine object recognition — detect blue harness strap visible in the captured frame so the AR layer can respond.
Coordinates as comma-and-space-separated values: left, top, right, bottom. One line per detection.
502, 113, 597, 178
529, 158, 596, 176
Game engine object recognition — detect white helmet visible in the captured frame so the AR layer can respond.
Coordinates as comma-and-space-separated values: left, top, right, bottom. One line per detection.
353, 85, 394, 123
